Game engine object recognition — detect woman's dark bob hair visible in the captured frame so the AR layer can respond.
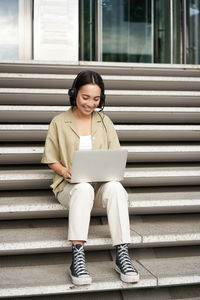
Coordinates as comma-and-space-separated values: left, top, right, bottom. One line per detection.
68, 70, 105, 110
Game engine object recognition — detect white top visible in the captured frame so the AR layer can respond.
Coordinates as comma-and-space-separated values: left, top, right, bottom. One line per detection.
79, 135, 92, 150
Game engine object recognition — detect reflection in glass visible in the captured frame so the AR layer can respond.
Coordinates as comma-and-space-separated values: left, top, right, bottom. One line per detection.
186, 0, 200, 64
154, 1, 170, 63
0, 0, 19, 60
173, 0, 181, 64
79, 0, 96, 61
79, 0, 200, 65
102, 0, 152, 62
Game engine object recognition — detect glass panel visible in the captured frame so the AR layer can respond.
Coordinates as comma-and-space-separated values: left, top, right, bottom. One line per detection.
102, 0, 153, 62
154, 0, 170, 63
79, 0, 96, 61
0, 0, 19, 59
186, 0, 200, 64
173, 0, 181, 64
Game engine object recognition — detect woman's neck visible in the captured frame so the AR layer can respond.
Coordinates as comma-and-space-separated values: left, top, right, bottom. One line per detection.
72, 107, 92, 136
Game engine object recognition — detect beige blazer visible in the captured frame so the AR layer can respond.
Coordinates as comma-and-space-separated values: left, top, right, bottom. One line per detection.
41, 107, 120, 194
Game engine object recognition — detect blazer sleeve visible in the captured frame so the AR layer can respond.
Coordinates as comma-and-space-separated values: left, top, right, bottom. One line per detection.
41, 119, 60, 164
103, 115, 121, 149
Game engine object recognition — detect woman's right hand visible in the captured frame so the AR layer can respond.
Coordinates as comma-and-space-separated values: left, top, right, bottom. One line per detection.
61, 167, 72, 179
48, 163, 72, 179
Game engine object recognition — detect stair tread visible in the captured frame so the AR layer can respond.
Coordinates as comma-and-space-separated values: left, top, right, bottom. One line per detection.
1, 144, 200, 164
0, 259, 155, 297
9, 286, 200, 300
0, 142, 200, 165
1, 59, 200, 75
1, 187, 200, 218
0, 214, 199, 254
1, 143, 200, 156
1, 124, 200, 144
1, 88, 200, 95
1, 73, 200, 81
1, 163, 200, 178
0, 220, 137, 251
140, 255, 200, 286
2, 143, 200, 153
1, 88, 200, 107
2, 105, 200, 112
131, 214, 200, 244
0, 73, 200, 90
0, 255, 199, 297
2, 124, 200, 130
1, 164, 200, 189
1, 106, 200, 124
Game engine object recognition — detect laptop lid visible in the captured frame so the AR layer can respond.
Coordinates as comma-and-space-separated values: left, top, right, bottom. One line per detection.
68, 149, 128, 183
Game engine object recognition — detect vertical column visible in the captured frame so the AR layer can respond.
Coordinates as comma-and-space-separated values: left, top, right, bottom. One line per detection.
34, 0, 79, 61
182, 0, 187, 64
170, 0, 174, 64
95, 0, 102, 61
19, 0, 32, 60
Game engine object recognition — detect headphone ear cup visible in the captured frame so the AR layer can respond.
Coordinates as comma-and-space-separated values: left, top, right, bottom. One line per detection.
68, 88, 77, 106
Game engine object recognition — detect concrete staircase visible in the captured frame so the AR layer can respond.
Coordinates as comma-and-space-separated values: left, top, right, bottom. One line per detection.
0, 61, 200, 299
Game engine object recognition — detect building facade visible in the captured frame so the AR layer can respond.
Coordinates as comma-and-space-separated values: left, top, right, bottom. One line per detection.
0, 0, 199, 64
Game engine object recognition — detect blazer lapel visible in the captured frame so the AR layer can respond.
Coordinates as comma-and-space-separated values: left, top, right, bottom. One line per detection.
64, 108, 102, 138
92, 111, 102, 137
64, 107, 79, 137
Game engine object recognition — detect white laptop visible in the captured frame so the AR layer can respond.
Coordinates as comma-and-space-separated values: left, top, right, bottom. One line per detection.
66, 149, 128, 183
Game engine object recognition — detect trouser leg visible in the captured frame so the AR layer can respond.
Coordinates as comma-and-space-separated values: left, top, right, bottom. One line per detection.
57, 182, 94, 242
94, 181, 131, 246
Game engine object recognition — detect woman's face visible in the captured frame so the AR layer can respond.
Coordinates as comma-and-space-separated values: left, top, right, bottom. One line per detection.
75, 84, 101, 116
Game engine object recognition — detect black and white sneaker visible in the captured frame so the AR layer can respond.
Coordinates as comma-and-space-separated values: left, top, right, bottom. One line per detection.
70, 243, 92, 285
115, 244, 139, 283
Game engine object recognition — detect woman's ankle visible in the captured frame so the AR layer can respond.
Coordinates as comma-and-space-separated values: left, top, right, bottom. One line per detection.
71, 240, 84, 245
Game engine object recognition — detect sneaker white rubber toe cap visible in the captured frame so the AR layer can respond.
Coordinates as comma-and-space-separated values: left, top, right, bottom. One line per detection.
115, 265, 140, 283
70, 273, 92, 286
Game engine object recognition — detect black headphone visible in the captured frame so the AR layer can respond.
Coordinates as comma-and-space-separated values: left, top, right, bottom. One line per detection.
68, 70, 105, 111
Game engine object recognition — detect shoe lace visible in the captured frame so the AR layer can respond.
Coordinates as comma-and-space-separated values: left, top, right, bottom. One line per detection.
73, 245, 89, 276
117, 244, 137, 274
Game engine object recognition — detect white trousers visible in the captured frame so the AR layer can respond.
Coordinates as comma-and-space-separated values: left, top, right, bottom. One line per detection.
57, 181, 131, 246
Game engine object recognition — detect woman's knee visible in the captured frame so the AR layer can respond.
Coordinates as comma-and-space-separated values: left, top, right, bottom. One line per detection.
73, 182, 94, 197
102, 181, 128, 208
58, 182, 94, 208
70, 182, 95, 207
104, 181, 127, 195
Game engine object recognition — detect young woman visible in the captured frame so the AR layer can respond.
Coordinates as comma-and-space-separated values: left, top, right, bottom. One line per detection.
41, 70, 139, 286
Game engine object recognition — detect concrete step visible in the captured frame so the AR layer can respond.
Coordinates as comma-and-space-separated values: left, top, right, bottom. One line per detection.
0, 88, 68, 105
10, 285, 200, 300
124, 163, 200, 187
0, 73, 200, 90
1, 143, 200, 164
117, 125, 200, 142
125, 143, 200, 162
1, 186, 200, 220
1, 105, 200, 124
0, 217, 139, 255
0, 60, 200, 77
0, 248, 199, 298
0, 214, 200, 255
0, 144, 44, 164
1, 88, 200, 107
1, 163, 200, 190
1, 124, 200, 142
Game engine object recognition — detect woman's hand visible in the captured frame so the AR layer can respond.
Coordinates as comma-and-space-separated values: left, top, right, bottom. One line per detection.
61, 167, 72, 179
48, 163, 72, 179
